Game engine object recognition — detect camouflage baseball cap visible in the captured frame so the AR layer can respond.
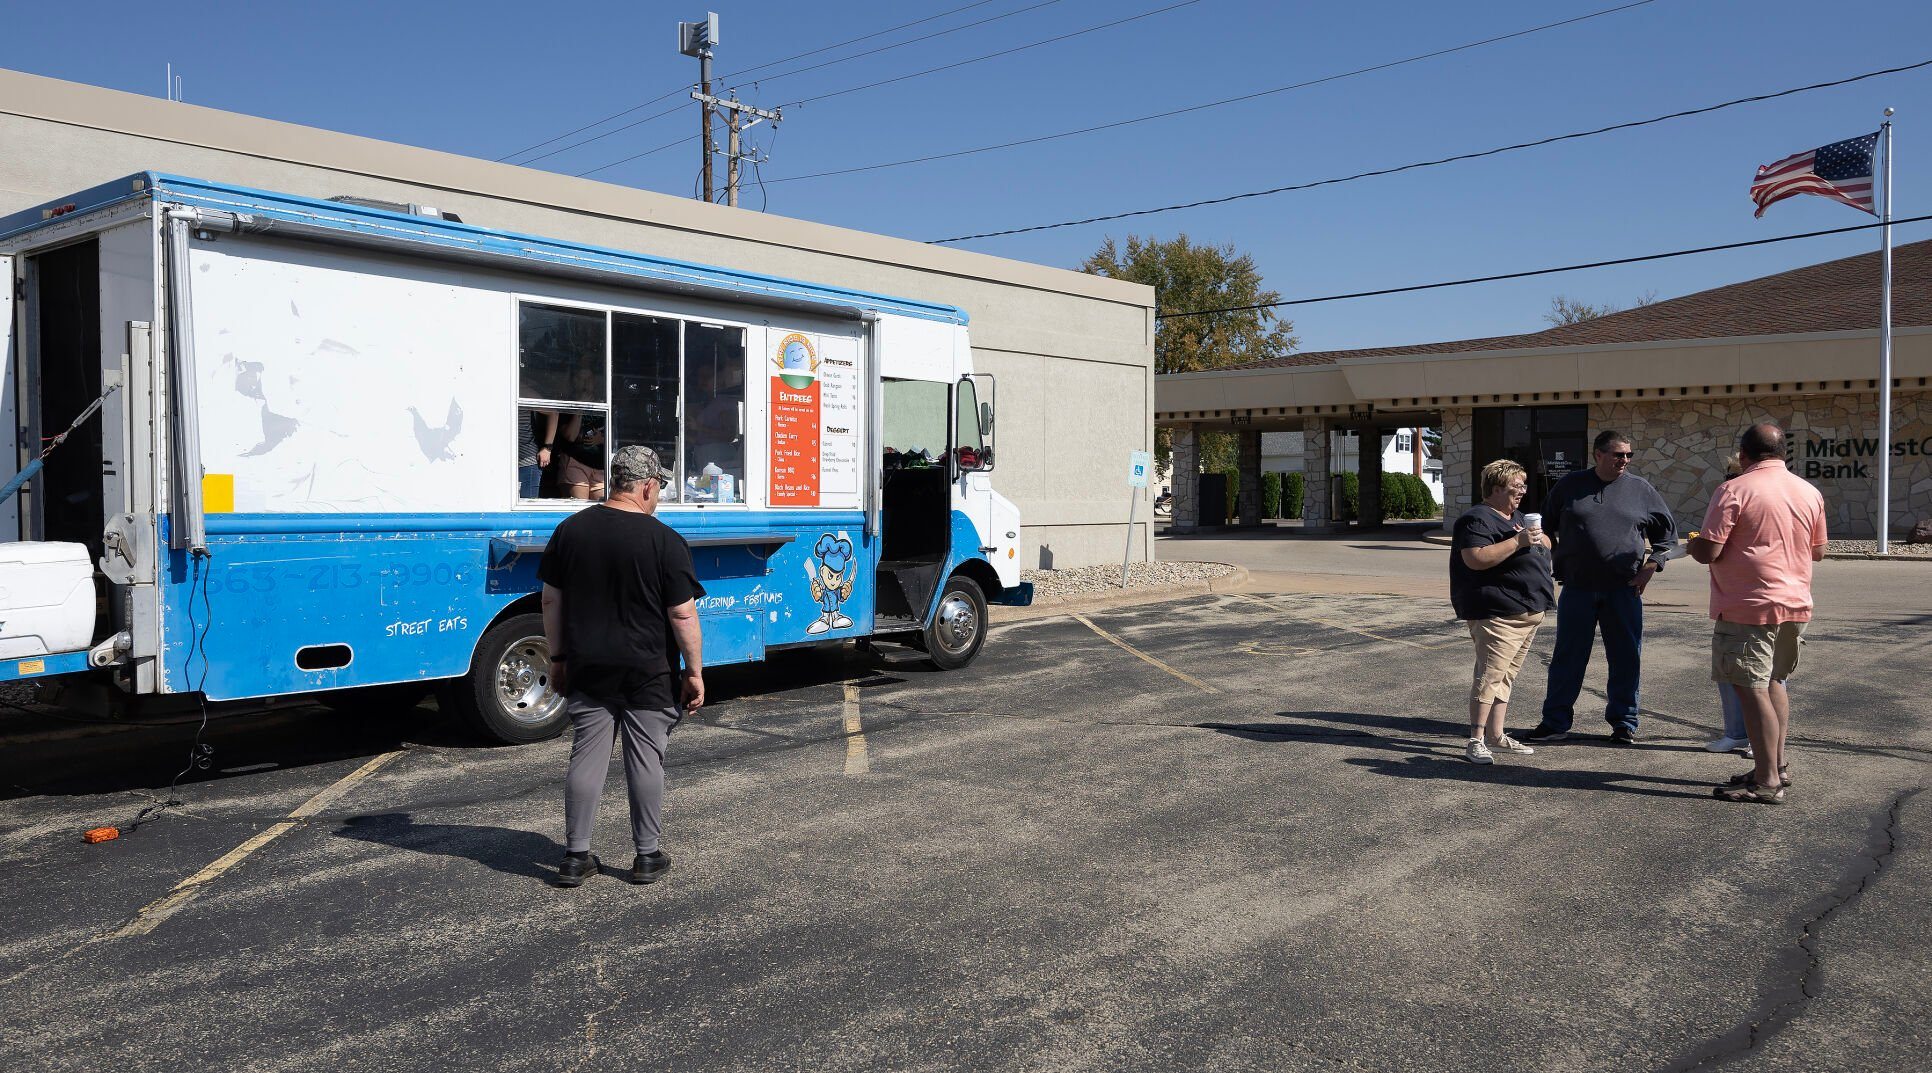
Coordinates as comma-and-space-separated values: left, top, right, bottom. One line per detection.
611, 445, 673, 486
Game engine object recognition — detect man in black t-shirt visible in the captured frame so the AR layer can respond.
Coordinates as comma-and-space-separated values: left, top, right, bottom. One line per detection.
539, 445, 705, 888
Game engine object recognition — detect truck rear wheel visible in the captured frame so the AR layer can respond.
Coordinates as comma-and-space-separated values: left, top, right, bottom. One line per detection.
444, 612, 569, 744
923, 575, 987, 670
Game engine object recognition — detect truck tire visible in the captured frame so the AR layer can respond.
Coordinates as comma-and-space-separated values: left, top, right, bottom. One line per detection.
444, 612, 569, 744
922, 574, 987, 670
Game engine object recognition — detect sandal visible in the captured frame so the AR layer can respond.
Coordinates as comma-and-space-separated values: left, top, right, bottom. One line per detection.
1724, 765, 1792, 788
1714, 780, 1786, 804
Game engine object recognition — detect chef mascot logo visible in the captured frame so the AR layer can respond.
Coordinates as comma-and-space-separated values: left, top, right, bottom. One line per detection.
807, 533, 856, 635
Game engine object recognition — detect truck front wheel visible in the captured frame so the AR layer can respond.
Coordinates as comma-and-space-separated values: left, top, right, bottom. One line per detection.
443, 612, 569, 744
923, 575, 987, 670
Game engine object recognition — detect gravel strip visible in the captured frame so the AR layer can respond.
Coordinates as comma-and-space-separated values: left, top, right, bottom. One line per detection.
1022, 561, 1234, 599
1826, 538, 1932, 557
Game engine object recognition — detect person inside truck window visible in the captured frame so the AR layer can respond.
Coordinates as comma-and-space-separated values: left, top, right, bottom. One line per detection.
518, 407, 559, 499
557, 411, 607, 500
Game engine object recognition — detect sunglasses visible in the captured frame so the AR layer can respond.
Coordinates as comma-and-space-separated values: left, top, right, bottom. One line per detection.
1604, 451, 1634, 459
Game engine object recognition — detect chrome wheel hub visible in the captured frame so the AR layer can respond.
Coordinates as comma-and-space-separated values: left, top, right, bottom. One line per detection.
934, 594, 979, 654
496, 636, 565, 727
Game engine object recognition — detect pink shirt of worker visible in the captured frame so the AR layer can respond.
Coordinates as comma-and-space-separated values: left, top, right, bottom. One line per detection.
1700, 458, 1828, 624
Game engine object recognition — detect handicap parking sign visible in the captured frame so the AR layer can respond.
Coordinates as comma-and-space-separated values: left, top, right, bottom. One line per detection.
1128, 450, 1151, 488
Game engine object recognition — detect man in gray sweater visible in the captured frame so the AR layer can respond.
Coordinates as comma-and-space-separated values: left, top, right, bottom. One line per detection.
1522, 430, 1676, 745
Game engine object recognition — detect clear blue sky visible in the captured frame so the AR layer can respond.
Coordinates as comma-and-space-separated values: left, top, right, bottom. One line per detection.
7, 0, 1931, 352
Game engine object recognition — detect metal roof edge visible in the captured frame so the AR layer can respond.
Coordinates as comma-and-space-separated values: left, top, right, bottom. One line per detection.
1329, 326, 1932, 366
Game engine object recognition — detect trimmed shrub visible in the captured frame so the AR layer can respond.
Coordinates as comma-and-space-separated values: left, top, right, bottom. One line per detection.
1283, 471, 1305, 519
1413, 475, 1439, 518
1340, 472, 1360, 521
1371, 473, 1441, 519
1222, 466, 1241, 522
1261, 472, 1283, 519
1392, 473, 1421, 519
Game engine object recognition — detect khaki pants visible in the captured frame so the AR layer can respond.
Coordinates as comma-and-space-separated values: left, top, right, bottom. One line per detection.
1468, 612, 1545, 704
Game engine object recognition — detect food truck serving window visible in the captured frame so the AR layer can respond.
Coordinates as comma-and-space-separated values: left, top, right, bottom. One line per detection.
514, 301, 746, 505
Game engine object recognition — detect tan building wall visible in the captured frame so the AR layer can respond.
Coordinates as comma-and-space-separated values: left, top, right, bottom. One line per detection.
1, 69, 1155, 569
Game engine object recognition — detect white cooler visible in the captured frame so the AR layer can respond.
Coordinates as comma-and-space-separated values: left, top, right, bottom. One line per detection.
0, 541, 97, 658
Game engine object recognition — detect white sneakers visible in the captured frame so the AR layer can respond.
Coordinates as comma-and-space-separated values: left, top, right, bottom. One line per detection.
1706, 736, 1755, 757
1465, 735, 1536, 764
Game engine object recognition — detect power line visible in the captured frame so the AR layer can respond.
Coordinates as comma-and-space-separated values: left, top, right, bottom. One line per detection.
771, 0, 1662, 186
777, 0, 1208, 110
724, 0, 1012, 83
518, 102, 691, 169
1154, 215, 1932, 319
498, 89, 691, 165
496, 0, 1016, 164
571, 0, 1203, 180
934, 56, 1932, 244
578, 132, 702, 179
732, 0, 1069, 92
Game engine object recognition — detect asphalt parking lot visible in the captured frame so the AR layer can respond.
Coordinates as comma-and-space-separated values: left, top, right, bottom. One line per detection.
2, 581, 1928, 1072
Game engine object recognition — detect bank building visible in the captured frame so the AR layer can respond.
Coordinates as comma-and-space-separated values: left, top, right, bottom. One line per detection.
1159, 239, 1932, 541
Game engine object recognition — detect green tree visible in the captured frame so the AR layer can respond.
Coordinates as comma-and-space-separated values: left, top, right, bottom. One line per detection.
1082, 234, 1298, 473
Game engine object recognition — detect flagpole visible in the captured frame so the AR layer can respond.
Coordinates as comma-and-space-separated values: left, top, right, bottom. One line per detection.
1877, 110, 1895, 554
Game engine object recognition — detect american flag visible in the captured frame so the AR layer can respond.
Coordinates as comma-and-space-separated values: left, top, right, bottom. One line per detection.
1750, 132, 1878, 218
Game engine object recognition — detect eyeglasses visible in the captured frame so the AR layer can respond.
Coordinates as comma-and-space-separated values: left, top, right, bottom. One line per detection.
1605, 451, 1634, 459
1506, 486, 1527, 495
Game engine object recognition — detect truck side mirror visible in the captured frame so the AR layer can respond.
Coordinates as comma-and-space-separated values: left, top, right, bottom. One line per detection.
979, 401, 994, 438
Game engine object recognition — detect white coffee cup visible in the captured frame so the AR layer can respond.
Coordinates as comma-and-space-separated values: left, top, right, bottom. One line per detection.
1523, 512, 1543, 531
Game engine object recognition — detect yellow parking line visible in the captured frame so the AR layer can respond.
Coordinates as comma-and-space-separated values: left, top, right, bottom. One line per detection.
113, 749, 405, 939
842, 683, 870, 776
1071, 612, 1218, 694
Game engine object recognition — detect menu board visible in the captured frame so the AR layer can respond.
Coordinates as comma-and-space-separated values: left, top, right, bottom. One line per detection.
818, 339, 861, 500
768, 330, 864, 509
769, 332, 822, 506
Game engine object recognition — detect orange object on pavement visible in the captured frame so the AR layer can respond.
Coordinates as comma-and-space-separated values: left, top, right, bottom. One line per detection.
83, 827, 120, 844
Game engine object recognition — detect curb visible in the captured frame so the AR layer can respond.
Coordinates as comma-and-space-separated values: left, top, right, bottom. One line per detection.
990, 564, 1251, 624
1421, 529, 1452, 546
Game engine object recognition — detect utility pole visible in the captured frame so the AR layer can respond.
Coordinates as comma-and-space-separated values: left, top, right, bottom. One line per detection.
692, 91, 782, 207
678, 13, 721, 202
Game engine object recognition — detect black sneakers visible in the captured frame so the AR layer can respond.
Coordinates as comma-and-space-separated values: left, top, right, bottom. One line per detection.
556, 853, 600, 888
1520, 725, 1570, 743
1610, 726, 1638, 745
630, 850, 672, 885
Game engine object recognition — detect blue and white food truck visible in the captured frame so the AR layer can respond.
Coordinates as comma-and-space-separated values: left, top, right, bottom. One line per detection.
0, 174, 1030, 742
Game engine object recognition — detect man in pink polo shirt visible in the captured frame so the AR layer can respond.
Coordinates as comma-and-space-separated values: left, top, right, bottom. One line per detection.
1689, 423, 1828, 804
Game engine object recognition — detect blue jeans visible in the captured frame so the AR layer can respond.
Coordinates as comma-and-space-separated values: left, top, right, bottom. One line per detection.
518, 464, 542, 499
1540, 585, 1644, 732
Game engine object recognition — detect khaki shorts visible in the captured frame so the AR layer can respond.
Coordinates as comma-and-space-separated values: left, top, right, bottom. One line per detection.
1711, 620, 1806, 688
1468, 612, 1544, 704
559, 455, 604, 491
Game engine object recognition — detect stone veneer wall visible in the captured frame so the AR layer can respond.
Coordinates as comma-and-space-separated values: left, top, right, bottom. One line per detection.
1440, 408, 1475, 515
1590, 392, 1932, 539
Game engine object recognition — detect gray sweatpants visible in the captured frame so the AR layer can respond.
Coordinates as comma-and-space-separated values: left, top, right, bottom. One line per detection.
563, 694, 681, 857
